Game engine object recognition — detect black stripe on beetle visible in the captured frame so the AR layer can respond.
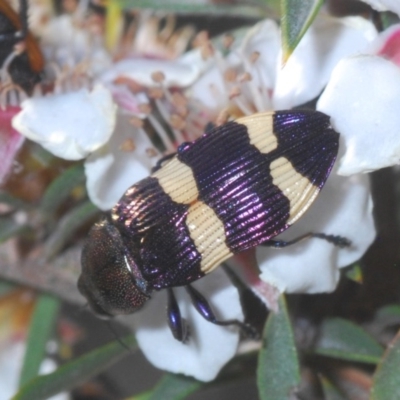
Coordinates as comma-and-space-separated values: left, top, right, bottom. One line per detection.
78, 110, 350, 342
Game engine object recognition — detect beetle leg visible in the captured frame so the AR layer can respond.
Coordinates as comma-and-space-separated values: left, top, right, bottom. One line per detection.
185, 284, 258, 338
0, 0, 28, 42
167, 288, 189, 342
261, 232, 351, 249
151, 152, 176, 173
18, 0, 28, 40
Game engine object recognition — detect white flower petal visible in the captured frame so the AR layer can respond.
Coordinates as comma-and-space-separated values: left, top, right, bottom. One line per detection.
366, 23, 400, 61
85, 114, 159, 210
318, 55, 400, 175
41, 15, 112, 74
12, 85, 116, 160
361, 0, 400, 15
239, 19, 280, 107
273, 16, 377, 109
126, 269, 243, 382
100, 57, 204, 88
258, 172, 375, 293
186, 65, 226, 111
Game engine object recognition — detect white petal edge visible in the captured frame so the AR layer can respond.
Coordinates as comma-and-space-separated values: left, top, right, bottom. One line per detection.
99, 57, 204, 89
12, 85, 116, 161
257, 172, 375, 293
124, 269, 243, 382
84, 114, 159, 210
273, 15, 377, 110
318, 55, 400, 175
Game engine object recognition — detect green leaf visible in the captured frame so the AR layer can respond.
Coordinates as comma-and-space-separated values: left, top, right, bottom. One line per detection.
19, 294, 60, 386
43, 200, 99, 259
40, 164, 85, 217
118, 0, 265, 18
0, 191, 31, 209
13, 335, 137, 400
126, 390, 152, 400
0, 216, 29, 243
380, 11, 400, 31
344, 263, 363, 283
257, 295, 300, 400
148, 374, 202, 400
281, 0, 323, 63
375, 304, 400, 320
320, 376, 346, 400
371, 328, 400, 400
313, 318, 384, 364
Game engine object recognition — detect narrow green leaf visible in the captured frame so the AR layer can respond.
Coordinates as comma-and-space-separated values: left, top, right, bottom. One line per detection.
43, 200, 99, 259
257, 295, 300, 400
320, 376, 346, 400
281, 0, 323, 63
40, 164, 85, 217
118, 0, 265, 18
371, 328, 400, 400
13, 335, 137, 400
19, 294, 60, 387
313, 318, 383, 364
126, 389, 152, 400
148, 374, 202, 400
0, 216, 28, 243
375, 304, 400, 320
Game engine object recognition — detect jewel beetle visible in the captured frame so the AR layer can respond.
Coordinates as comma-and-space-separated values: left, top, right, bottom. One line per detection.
0, 0, 44, 94
78, 110, 350, 342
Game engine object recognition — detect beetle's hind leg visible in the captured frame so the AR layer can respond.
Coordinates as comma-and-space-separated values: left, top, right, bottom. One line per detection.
261, 232, 351, 249
185, 284, 258, 339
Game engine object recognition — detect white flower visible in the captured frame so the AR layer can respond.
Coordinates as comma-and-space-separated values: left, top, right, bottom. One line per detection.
188, 16, 377, 298
257, 172, 374, 293
10, 7, 389, 382
255, 17, 378, 296
85, 114, 160, 210
12, 85, 116, 161
273, 15, 377, 109
125, 269, 243, 382
318, 24, 400, 175
189, 15, 377, 114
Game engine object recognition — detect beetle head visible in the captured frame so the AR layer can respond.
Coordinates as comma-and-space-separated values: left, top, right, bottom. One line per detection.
78, 219, 150, 318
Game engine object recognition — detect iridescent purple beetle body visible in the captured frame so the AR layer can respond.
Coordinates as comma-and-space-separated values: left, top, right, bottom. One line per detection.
78, 110, 346, 341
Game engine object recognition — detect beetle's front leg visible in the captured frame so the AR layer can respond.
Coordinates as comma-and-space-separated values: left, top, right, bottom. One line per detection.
166, 288, 189, 342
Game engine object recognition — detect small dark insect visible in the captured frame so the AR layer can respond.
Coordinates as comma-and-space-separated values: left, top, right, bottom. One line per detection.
78, 110, 350, 342
0, 0, 44, 94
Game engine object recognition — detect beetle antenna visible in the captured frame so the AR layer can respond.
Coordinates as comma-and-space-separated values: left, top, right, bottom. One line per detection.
104, 320, 133, 352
